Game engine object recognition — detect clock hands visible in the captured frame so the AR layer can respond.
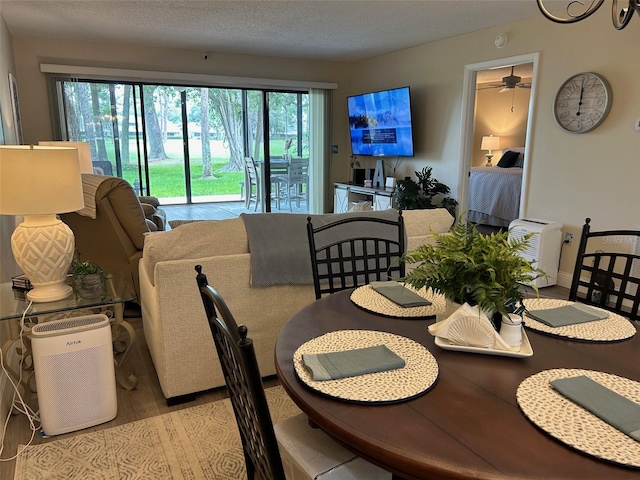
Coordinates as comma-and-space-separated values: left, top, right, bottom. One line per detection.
576, 76, 585, 116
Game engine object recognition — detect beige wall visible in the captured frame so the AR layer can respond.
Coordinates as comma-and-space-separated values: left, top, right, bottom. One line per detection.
0, 13, 20, 283
0, 8, 20, 441
473, 84, 530, 167
339, 10, 639, 284
5, 8, 640, 286
10, 35, 348, 144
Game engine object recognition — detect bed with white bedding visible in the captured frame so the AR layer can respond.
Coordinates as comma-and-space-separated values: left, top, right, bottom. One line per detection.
467, 166, 523, 228
467, 146, 525, 228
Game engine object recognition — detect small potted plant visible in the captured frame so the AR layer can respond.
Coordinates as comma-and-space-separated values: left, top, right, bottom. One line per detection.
72, 260, 108, 299
402, 218, 545, 329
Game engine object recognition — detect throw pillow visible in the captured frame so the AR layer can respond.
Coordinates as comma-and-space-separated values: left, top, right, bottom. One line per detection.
513, 153, 525, 168
497, 150, 520, 168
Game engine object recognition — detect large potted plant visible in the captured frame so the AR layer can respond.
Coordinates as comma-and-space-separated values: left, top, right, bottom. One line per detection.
394, 166, 457, 216
402, 218, 545, 328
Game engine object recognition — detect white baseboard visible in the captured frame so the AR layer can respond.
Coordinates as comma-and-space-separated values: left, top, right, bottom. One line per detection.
556, 270, 573, 289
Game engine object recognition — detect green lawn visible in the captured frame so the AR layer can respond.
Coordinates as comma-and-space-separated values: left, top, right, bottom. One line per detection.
102, 138, 302, 197
121, 161, 244, 197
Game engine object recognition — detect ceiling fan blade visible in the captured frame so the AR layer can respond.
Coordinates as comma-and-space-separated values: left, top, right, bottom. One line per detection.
518, 84, 532, 89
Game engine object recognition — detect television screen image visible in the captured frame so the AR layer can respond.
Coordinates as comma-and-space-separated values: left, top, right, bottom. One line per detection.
347, 86, 415, 157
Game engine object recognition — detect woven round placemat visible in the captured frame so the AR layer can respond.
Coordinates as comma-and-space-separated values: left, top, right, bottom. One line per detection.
522, 298, 636, 341
517, 368, 640, 468
294, 330, 438, 404
350, 284, 446, 318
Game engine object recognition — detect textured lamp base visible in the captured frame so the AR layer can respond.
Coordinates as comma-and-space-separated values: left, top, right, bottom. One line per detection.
11, 215, 75, 303
485, 154, 494, 167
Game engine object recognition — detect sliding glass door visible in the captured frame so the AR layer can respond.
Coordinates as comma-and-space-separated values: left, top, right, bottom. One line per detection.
49, 76, 311, 213
266, 91, 310, 211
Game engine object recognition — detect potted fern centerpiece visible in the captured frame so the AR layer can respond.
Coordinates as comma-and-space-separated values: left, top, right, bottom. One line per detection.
402, 218, 545, 329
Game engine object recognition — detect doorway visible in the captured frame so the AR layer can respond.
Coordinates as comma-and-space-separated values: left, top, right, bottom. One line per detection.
457, 53, 540, 223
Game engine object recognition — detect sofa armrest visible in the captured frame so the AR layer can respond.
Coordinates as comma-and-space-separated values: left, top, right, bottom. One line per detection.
139, 195, 160, 208
95, 179, 150, 250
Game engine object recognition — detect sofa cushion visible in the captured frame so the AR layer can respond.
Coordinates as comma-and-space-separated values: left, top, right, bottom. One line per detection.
401, 208, 454, 237
142, 218, 248, 284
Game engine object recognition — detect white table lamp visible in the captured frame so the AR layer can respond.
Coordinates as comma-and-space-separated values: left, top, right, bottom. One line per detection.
38, 141, 93, 173
0, 145, 84, 302
481, 135, 501, 167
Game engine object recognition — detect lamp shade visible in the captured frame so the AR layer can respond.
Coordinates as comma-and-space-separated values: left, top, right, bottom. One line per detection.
0, 145, 84, 215
39, 141, 93, 174
481, 135, 501, 152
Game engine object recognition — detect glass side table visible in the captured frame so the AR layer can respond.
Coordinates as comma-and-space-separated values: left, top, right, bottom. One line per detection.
0, 275, 138, 397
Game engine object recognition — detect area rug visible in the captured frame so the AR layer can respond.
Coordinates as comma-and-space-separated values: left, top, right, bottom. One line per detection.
14, 386, 300, 480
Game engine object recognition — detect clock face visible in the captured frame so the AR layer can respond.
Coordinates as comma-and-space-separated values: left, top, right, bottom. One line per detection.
553, 72, 612, 134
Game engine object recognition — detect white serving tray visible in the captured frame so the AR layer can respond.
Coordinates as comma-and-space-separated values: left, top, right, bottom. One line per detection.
434, 327, 533, 357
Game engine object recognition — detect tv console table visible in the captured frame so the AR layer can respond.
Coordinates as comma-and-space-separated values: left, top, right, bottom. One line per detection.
333, 182, 395, 213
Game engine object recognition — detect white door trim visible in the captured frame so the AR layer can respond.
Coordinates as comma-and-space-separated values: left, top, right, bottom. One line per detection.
457, 52, 540, 222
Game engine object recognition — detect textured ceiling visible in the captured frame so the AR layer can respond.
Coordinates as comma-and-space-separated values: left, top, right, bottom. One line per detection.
0, 0, 563, 62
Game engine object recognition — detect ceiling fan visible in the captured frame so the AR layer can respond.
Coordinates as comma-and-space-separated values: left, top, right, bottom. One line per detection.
477, 66, 531, 93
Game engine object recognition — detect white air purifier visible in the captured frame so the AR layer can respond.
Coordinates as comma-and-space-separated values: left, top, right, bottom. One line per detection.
508, 218, 563, 287
30, 314, 117, 436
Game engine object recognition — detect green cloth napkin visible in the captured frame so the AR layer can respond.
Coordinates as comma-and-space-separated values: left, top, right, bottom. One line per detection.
369, 281, 432, 308
526, 303, 609, 327
302, 344, 406, 381
551, 375, 640, 442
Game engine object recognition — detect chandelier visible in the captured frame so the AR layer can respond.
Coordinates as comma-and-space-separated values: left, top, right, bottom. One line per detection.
537, 0, 639, 30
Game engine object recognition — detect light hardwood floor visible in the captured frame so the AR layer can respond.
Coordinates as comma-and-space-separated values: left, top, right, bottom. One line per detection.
0, 202, 569, 478
1, 288, 569, 479
0, 311, 272, 479
162, 199, 308, 224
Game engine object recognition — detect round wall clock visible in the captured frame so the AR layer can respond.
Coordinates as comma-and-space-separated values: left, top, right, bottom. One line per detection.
553, 72, 613, 134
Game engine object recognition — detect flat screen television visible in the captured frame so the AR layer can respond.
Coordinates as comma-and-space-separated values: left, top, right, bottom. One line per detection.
347, 86, 415, 157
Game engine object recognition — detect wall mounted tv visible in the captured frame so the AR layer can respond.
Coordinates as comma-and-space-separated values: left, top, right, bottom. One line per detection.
347, 86, 415, 157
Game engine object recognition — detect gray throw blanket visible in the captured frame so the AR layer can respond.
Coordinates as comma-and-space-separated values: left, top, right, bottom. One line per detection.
241, 209, 403, 286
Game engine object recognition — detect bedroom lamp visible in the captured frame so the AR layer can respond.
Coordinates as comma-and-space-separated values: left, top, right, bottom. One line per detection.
481, 135, 501, 167
0, 145, 84, 302
39, 141, 93, 173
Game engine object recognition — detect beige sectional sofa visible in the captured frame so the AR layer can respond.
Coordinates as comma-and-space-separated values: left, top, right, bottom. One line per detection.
139, 208, 454, 403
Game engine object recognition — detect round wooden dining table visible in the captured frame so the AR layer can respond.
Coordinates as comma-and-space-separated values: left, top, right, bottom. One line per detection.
274, 289, 640, 480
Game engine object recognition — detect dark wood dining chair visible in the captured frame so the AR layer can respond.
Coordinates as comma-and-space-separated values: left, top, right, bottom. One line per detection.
569, 218, 640, 321
306, 212, 405, 299
195, 265, 392, 480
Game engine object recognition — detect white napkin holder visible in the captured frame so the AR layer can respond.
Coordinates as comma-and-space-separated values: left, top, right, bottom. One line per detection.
429, 303, 514, 351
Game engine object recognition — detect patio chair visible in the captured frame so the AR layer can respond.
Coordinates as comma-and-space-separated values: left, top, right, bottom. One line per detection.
195, 265, 390, 480
568, 218, 640, 321
244, 156, 261, 211
307, 212, 406, 299
275, 157, 308, 211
